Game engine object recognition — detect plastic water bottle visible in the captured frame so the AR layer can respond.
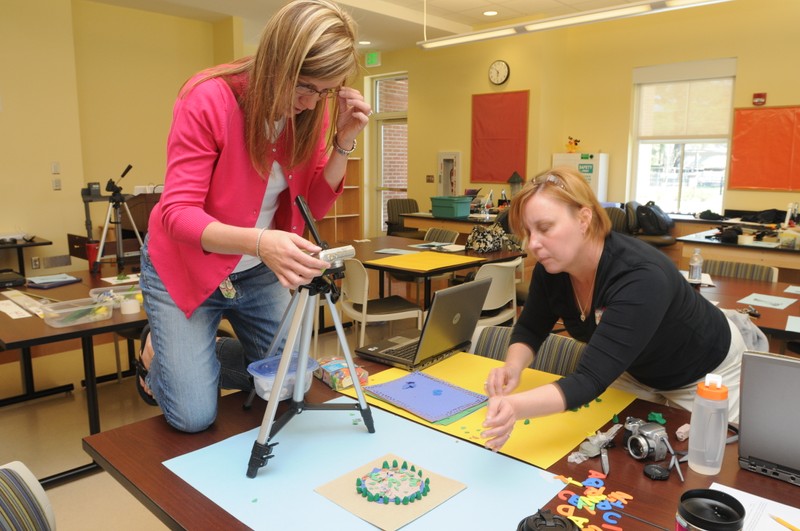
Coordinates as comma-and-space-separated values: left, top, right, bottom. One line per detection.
688, 374, 729, 475
688, 248, 703, 284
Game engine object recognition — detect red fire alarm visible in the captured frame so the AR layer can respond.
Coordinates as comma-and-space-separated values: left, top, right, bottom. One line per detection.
752, 93, 767, 106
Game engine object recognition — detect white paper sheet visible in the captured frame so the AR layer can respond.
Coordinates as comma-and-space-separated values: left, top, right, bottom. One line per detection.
710, 483, 800, 531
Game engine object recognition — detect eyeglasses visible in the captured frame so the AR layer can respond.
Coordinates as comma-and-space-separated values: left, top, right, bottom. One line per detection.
295, 83, 340, 99
533, 174, 567, 191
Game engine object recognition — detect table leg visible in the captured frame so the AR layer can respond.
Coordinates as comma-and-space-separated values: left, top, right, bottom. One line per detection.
16, 247, 26, 276
424, 278, 432, 309
0, 347, 75, 407
378, 271, 385, 298
81, 336, 101, 434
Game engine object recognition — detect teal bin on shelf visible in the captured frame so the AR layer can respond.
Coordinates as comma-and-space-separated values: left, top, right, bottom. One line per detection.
430, 196, 472, 218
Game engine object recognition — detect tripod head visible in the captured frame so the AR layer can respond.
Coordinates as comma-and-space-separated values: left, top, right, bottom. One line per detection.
105, 164, 133, 203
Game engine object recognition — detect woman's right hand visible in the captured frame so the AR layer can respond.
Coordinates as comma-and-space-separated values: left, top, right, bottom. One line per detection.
256, 229, 330, 289
485, 364, 521, 397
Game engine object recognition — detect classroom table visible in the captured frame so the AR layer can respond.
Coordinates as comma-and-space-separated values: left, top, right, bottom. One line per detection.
0, 268, 147, 485
347, 235, 524, 309
83, 356, 799, 530
698, 276, 800, 340
400, 212, 497, 243
0, 236, 52, 276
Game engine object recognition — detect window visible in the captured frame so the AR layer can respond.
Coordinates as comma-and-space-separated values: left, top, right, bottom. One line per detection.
372, 75, 408, 232
632, 60, 735, 214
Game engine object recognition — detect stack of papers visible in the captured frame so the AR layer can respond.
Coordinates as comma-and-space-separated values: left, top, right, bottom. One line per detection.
27, 274, 80, 289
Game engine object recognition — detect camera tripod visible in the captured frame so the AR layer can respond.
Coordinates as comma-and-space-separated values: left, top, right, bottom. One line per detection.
93, 165, 143, 273
245, 271, 375, 478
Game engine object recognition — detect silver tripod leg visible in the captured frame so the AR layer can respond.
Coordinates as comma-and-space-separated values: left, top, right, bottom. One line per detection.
246, 284, 374, 478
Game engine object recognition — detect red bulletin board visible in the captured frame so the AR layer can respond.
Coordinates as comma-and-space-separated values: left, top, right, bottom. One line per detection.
470, 90, 529, 183
728, 106, 800, 190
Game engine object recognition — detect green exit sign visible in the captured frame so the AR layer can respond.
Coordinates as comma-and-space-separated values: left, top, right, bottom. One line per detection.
364, 51, 381, 67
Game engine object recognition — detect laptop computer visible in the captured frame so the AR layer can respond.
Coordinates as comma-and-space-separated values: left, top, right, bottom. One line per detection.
355, 277, 491, 371
737, 351, 800, 486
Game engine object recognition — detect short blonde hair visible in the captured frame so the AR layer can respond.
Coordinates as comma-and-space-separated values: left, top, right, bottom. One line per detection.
508, 167, 611, 242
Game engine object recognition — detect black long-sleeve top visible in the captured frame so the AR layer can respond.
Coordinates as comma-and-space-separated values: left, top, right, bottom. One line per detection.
511, 231, 730, 409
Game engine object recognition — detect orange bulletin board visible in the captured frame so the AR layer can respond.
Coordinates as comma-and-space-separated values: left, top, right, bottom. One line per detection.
728, 106, 800, 190
471, 90, 529, 183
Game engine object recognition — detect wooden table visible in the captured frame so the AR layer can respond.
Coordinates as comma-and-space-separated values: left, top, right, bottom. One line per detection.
0, 268, 147, 484
347, 235, 524, 309
83, 359, 800, 530
697, 277, 799, 340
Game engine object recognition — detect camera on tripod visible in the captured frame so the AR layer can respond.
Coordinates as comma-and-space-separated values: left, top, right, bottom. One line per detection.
319, 245, 355, 271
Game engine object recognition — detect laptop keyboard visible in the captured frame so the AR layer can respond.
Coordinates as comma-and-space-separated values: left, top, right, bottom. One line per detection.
385, 342, 419, 361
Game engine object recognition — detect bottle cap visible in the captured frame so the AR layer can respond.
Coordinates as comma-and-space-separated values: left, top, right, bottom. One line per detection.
697, 373, 728, 400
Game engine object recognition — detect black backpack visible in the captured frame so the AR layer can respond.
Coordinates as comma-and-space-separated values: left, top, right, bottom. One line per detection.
636, 201, 675, 235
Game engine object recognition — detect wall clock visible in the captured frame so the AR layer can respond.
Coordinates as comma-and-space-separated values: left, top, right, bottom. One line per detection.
488, 60, 510, 85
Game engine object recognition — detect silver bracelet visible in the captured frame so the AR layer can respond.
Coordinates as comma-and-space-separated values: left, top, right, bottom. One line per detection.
255, 227, 268, 259
333, 135, 357, 156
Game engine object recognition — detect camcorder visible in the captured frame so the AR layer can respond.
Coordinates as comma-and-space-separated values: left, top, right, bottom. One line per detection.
623, 417, 669, 461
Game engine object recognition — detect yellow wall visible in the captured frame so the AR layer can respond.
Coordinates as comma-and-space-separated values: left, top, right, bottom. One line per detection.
366, 0, 800, 214
1, 0, 798, 271
0, 0, 220, 273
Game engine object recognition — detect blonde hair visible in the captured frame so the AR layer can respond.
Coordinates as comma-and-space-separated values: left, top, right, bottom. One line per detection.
509, 166, 611, 242
184, 0, 359, 174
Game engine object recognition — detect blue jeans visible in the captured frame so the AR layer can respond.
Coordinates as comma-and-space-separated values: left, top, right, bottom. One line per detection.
139, 238, 290, 432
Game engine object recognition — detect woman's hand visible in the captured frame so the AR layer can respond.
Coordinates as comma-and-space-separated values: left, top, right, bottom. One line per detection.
482, 395, 518, 452
257, 230, 329, 289
485, 364, 522, 397
334, 87, 371, 149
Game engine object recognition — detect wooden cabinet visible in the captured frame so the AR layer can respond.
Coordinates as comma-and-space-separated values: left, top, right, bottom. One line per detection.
317, 158, 362, 244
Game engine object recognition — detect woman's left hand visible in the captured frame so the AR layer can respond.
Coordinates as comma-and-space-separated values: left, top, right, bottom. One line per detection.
481, 395, 517, 452
334, 87, 371, 149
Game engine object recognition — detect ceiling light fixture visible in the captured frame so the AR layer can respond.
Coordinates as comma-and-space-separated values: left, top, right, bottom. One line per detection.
418, 0, 733, 49
483, 11, 498, 17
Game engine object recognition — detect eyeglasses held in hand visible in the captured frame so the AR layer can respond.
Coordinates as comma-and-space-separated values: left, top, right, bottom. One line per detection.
295, 83, 340, 99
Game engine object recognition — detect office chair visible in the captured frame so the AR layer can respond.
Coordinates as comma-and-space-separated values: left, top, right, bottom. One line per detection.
0, 461, 55, 531
624, 202, 677, 247
470, 326, 586, 376
702, 259, 778, 282
385, 198, 426, 239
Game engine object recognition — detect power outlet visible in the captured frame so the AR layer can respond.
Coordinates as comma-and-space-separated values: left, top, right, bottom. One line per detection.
31, 256, 41, 270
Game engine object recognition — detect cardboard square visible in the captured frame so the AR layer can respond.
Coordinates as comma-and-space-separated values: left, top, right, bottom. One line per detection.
315, 453, 465, 531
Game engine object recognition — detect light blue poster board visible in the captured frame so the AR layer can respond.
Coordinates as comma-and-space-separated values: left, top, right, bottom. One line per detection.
164, 397, 563, 530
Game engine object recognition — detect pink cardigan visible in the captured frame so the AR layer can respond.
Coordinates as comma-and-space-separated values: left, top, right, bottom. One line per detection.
147, 72, 342, 317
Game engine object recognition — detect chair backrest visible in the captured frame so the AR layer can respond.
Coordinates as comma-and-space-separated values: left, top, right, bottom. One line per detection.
0, 461, 55, 531
424, 227, 459, 244
604, 206, 629, 234
471, 326, 586, 376
703, 259, 778, 282
625, 201, 642, 233
474, 257, 522, 312
532, 334, 586, 376
341, 259, 369, 308
386, 198, 419, 225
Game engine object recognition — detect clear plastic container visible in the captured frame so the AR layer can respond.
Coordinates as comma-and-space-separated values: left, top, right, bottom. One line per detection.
43, 298, 114, 328
688, 374, 729, 475
688, 248, 704, 284
89, 286, 142, 309
247, 353, 319, 401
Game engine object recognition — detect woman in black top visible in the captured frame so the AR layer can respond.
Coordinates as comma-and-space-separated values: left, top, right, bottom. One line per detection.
482, 168, 745, 451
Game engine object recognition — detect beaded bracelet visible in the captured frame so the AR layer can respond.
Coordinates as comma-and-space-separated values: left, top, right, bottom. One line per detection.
255, 227, 268, 260
334, 135, 357, 156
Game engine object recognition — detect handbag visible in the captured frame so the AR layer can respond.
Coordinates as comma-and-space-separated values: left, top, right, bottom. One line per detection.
636, 201, 674, 235
466, 223, 505, 253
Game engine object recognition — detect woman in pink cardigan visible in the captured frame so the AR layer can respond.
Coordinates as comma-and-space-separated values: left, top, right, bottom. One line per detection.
137, 0, 371, 432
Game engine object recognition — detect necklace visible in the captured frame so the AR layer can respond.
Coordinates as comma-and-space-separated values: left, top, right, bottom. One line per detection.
573, 271, 596, 322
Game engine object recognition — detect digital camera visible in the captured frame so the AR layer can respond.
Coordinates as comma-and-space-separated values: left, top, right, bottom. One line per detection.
318, 245, 356, 269
623, 417, 669, 461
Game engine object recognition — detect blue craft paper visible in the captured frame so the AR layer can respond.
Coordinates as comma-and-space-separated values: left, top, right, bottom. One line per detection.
364, 372, 487, 423
163, 397, 562, 530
